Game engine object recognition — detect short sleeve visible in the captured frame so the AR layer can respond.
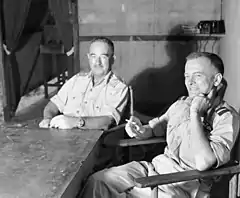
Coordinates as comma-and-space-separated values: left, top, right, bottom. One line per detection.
100, 83, 129, 125
148, 116, 167, 137
148, 102, 178, 137
209, 111, 240, 167
50, 75, 77, 113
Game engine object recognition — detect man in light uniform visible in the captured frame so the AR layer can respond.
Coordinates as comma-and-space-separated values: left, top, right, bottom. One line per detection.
80, 52, 240, 198
39, 37, 129, 130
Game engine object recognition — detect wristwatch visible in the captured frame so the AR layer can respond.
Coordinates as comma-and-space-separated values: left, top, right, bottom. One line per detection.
77, 117, 85, 128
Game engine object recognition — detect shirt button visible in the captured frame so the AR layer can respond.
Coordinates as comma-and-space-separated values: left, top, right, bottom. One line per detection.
84, 101, 87, 104
76, 110, 80, 114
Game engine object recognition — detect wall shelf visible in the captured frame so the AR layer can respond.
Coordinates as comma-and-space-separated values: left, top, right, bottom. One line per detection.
79, 34, 225, 42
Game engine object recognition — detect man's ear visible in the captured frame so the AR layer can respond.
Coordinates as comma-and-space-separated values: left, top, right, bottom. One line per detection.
110, 54, 116, 65
213, 73, 223, 87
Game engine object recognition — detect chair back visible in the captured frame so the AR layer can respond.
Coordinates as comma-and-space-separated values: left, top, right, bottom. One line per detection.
231, 128, 240, 164
119, 86, 133, 124
211, 129, 240, 198
211, 110, 240, 198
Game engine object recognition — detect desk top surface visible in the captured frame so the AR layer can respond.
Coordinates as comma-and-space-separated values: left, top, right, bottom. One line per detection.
0, 127, 103, 198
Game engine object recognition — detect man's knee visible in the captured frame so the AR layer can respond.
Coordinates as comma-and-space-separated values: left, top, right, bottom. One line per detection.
90, 170, 106, 182
90, 168, 117, 184
80, 170, 110, 198
82, 169, 118, 194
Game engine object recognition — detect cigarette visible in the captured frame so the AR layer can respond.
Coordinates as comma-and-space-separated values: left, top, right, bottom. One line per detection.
125, 119, 140, 131
125, 119, 136, 124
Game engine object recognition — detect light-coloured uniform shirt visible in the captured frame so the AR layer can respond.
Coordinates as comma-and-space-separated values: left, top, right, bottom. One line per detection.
50, 71, 129, 125
149, 97, 240, 197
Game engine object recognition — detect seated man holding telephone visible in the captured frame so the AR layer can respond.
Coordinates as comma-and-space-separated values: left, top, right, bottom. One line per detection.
80, 52, 240, 198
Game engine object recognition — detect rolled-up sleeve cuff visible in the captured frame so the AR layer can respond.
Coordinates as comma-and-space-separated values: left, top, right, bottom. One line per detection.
50, 95, 65, 113
149, 117, 160, 128
148, 117, 165, 137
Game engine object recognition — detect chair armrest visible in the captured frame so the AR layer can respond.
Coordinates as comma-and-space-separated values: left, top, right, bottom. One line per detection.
118, 137, 166, 147
104, 123, 126, 134
134, 163, 240, 188
104, 124, 166, 147
104, 135, 166, 147
103, 124, 126, 147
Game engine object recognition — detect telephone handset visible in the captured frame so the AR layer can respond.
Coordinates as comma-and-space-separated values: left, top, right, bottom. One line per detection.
209, 78, 227, 103
215, 78, 227, 100
206, 78, 227, 118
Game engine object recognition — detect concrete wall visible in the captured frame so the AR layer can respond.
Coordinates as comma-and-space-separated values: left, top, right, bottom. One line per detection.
220, 0, 240, 112
78, 0, 222, 116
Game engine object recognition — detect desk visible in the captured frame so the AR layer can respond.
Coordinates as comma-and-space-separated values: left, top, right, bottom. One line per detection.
0, 127, 103, 198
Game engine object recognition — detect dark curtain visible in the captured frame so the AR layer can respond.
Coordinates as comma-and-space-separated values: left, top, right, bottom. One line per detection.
49, 0, 73, 52
1, 0, 32, 118
2, 0, 32, 52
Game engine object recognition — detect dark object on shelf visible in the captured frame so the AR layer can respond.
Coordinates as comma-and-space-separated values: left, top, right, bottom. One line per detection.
197, 20, 225, 34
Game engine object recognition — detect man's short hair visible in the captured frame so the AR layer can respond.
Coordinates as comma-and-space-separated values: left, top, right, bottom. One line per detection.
90, 36, 114, 55
186, 52, 224, 75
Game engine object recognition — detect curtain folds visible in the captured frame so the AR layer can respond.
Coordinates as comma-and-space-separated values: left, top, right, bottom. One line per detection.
0, 0, 73, 119
2, 0, 32, 52
1, 0, 32, 116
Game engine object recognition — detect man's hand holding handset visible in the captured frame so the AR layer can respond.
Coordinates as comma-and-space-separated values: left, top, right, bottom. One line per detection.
190, 87, 217, 116
190, 82, 224, 116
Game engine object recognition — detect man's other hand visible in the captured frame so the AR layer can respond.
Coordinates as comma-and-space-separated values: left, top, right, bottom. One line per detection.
39, 118, 51, 128
125, 116, 146, 139
190, 88, 217, 116
49, 115, 76, 129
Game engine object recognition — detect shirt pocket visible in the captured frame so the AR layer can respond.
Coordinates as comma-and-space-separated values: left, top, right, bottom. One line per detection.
94, 101, 102, 114
64, 89, 84, 110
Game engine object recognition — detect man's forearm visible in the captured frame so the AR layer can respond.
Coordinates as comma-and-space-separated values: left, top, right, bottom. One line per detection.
142, 125, 155, 139
81, 116, 114, 130
43, 101, 60, 119
190, 112, 216, 170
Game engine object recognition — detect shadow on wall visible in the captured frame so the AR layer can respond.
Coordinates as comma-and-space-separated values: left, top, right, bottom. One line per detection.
129, 25, 198, 117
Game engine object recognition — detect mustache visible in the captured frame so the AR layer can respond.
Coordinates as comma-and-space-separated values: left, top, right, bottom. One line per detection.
93, 64, 103, 67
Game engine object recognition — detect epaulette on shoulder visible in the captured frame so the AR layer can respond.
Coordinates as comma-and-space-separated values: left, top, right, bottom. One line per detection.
215, 107, 230, 116
115, 74, 126, 83
109, 74, 126, 88
178, 96, 187, 101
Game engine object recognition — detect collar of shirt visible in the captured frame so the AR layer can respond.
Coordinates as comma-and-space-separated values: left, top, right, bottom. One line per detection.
87, 71, 113, 86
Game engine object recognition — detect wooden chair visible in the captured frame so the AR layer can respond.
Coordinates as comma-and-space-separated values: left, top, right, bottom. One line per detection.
104, 125, 240, 198
122, 135, 240, 198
